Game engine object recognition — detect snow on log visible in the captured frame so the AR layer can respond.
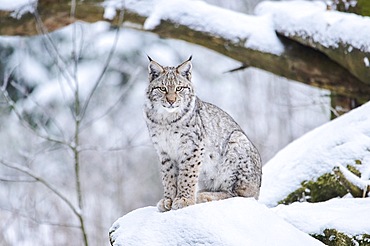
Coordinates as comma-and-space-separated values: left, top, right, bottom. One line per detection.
273, 197, 370, 237
142, 0, 284, 55
108, 198, 323, 246
256, 0, 370, 85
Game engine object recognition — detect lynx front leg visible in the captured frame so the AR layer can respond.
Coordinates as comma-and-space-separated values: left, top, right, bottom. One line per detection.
157, 153, 178, 212
172, 148, 203, 210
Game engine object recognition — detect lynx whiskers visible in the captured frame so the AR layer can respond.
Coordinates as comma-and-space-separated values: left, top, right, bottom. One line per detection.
144, 56, 262, 212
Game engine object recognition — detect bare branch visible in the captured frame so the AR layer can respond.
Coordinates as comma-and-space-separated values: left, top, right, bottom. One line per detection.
0, 159, 81, 217
0, 177, 36, 183
79, 8, 126, 122
1, 72, 68, 146
80, 67, 139, 132
0, 205, 80, 228
333, 166, 370, 198
33, 7, 78, 97
8, 80, 67, 140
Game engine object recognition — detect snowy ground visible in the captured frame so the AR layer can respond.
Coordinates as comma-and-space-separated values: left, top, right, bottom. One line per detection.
110, 197, 370, 245
109, 198, 324, 246
273, 197, 370, 236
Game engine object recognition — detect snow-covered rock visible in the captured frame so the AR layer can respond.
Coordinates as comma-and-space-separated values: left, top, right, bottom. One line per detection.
109, 198, 323, 246
260, 102, 370, 207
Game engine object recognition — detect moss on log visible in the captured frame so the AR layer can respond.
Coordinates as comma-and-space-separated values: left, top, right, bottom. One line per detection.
312, 229, 370, 246
330, 0, 370, 17
278, 173, 348, 205
333, 166, 370, 198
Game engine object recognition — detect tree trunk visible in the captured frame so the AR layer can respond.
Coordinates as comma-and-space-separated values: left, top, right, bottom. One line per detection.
1, 0, 370, 104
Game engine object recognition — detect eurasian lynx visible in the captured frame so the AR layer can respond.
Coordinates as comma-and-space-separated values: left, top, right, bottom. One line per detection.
144, 56, 262, 212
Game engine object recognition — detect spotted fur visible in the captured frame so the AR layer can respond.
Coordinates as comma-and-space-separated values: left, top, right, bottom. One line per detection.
144, 56, 262, 212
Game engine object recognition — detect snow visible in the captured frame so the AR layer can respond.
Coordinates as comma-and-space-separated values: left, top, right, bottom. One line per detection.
364, 57, 370, 67
143, 0, 284, 55
259, 101, 370, 207
110, 197, 370, 244
273, 198, 370, 236
338, 164, 370, 192
103, 6, 117, 20
100, 0, 284, 55
0, 0, 36, 11
109, 198, 324, 246
255, 1, 370, 52
0, 0, 36, 19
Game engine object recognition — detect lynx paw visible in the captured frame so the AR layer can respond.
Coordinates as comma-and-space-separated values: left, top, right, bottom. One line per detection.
157, 198, 172, 212
196, 193, 213, 203
172, 197, 195, 210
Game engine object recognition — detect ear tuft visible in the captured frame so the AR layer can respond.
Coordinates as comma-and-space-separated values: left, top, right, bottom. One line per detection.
148, 59, 164, 82
177, 56, 192, 81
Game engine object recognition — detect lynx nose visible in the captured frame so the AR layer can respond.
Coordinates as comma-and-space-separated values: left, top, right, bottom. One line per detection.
166, 94, 176, 105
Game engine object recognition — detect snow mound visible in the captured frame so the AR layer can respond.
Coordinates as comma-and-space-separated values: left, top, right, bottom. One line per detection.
260, 102, 370, 207
273, 197, 370, 236
109, 198, 323, 246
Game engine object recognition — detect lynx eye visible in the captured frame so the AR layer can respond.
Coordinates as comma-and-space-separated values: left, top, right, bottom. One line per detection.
176, 86, 184, 92
158, 86, 167, 92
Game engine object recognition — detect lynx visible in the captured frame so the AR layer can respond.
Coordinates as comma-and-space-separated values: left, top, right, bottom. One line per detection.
144, 56, 262, 212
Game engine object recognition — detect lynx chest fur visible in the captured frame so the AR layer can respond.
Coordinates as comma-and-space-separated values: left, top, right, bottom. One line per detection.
144, 56, 262, 212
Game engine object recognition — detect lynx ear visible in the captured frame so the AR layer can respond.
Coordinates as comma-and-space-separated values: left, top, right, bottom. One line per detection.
147, 56, 164, 82
177, 56, 192, 81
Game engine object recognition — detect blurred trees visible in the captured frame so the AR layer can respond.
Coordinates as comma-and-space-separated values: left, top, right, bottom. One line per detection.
0, 23, 163, 244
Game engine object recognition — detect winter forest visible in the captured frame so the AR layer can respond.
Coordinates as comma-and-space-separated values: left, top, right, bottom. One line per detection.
1, 0, 370, 245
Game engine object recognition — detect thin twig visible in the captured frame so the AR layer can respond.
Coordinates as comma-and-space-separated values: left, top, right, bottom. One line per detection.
0, 205, 80, 229
80, 68, 139, 131
79, 9, 125, 122
33, 7, 75, 94
1, 72, 67, 146
0, 159, 81, 218
0, 177, 36, 183
9, 80, 67, 141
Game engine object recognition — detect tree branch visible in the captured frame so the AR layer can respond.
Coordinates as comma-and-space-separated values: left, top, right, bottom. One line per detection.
0, 159, 81, 217
333, 166, 370, 198
1, 0, 370, 103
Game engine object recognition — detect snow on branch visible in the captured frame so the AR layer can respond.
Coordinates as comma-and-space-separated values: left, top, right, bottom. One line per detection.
256, 0, 370, 85
142, 0, 284, 55
1, 0, 370, 101
333, 165, 370, 197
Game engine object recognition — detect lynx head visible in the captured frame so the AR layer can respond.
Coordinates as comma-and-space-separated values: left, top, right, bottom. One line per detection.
146, 56, 195, 115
